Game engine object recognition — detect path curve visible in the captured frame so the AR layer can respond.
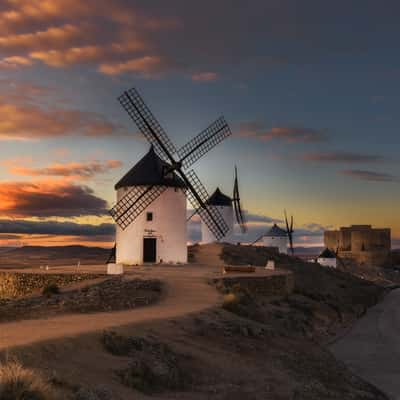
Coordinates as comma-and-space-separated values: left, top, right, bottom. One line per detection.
0, 273, 220, 351
331, 288, 400, 400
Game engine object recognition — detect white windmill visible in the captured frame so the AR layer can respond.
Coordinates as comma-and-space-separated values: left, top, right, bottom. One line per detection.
200, 166, 247, 243
252, 211, 295, 255
108, 87, 232, 267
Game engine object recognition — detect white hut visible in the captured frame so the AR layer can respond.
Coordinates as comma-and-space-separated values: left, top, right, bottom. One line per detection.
115, 146, 187, 265
201, 188, 234, 243
263, 224, 288, 254
317, 248, 337, 268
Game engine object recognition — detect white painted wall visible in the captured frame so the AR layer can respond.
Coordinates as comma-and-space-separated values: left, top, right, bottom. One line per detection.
116, 186, 187, 265
201, 205, 234, 243
263, 235, 288, 254
317, 257, 337, 268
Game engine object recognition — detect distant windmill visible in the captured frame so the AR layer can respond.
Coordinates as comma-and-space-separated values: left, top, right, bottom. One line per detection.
284, 210, 294, 255
193, 165, 247, 243
109, 87, 232, 264
251, 210, 295, 255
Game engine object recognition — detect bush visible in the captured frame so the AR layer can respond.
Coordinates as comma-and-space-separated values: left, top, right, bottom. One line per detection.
0, 361, 54, 400
42, 283, 60, 297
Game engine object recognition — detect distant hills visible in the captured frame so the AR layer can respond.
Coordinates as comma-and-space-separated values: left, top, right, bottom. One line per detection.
0, 245, 110, 269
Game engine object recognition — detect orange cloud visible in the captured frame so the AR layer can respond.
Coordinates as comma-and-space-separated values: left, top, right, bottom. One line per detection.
0, 55, 33, 68
237, 122, 328, 143
0, 97, 126, 140
0, 180, 108, 217
0, 0, 179, 75
191, 72, 219, 82
10, 160, 122, 179
98, 56, 167, 76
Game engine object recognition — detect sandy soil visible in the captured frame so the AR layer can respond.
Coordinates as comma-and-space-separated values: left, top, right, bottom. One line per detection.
331, 288, 400, 400
0, 263, 285, 351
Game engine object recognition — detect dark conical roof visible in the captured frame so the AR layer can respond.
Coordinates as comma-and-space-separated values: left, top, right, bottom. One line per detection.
115, 146, 186, 190
266, 224, 287, 237
318, 248, 337, 259
206, 187, 232, 206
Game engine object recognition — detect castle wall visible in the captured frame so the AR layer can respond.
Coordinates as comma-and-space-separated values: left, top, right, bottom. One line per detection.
323, 225, 391, 267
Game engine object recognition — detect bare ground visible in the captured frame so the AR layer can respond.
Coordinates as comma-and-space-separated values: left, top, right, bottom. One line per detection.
0, 244, 390, 399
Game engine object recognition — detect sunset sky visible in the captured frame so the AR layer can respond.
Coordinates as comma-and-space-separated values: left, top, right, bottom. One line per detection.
0, 0, 399, 248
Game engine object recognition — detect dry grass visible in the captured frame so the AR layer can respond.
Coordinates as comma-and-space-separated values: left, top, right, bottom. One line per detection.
0, 360, 54, 400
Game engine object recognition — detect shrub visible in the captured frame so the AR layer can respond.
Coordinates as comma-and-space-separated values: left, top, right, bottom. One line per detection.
42, 283, 60, 297
0, 361, 54, 400
222, 292, 240, 311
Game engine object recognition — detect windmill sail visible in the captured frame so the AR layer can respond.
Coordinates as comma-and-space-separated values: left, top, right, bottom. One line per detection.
233, 166, 247, 233
112, 87, 232, 241
284, 210, 294, 255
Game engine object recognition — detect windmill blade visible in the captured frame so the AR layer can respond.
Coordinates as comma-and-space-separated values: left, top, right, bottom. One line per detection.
251, 234, 264, 245
106, 243, 116, 264
234, 199, 248, 234
110, 185, 167, 230
184, 169, 229, 240
186, 209, 197, 222
233, 166, 247, 233
177, 117, 231, 170
284, 210, 294, 255
118, 88, 177, 163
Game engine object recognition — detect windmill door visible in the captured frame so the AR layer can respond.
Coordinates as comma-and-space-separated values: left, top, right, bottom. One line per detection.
143, 238, 157, 263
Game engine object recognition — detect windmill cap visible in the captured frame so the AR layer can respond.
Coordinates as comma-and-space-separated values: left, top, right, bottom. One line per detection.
115, 145, 186, 189
318, 248, 336, 258
266, 223, 287, 237
206, 187, 232, 206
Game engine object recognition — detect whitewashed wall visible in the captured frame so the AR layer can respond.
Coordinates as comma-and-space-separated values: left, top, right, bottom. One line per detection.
116, 186, 187, 265
201, 205, 234, 243
263, 235, 288, 254
317, 257, 337, 268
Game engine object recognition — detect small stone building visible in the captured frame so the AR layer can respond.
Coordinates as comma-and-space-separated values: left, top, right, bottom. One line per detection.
317, 248, 337, 268
324, 225, 391, 267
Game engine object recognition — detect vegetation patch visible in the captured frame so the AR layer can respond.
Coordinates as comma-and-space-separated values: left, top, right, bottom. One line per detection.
0, 278, 163, 323
42, 283, 60, 297
0, 360, 54, 400
102, 331, 190, 393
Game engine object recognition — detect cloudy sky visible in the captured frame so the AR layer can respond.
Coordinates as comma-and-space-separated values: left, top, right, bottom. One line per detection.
0, 0, 399, 248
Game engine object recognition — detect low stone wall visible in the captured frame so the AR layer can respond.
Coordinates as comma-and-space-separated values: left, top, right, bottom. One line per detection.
214, 271, 294, 297
0, 272, 102, 299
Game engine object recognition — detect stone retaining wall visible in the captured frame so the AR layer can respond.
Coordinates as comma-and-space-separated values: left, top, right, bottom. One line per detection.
214, 271, 294, 297
0, 272, 102, 299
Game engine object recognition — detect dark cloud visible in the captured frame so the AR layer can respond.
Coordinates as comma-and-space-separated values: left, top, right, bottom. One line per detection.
302, 151, 385, 164
0, 181, 109, 217
340, 169, 398, 182
237, 122, 328, 143
0, 219, 114, 236
2, 1, 399, 76
10, 160, 122, 179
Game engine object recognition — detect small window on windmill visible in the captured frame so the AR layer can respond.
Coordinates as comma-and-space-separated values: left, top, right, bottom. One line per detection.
162, 166, 173, 180
146, 212, 153, 222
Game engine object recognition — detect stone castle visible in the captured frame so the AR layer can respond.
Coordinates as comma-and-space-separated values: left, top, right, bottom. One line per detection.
324, 225, 391, 267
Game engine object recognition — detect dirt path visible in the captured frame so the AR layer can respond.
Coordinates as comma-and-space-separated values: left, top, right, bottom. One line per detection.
330, 288, 400, 400
0, 270, 220, 351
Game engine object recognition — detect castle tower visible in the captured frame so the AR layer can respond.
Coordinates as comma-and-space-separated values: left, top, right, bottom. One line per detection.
115, 146, 187, 265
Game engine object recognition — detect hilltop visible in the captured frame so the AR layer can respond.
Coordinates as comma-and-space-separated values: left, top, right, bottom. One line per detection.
0, 243, 390, 399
